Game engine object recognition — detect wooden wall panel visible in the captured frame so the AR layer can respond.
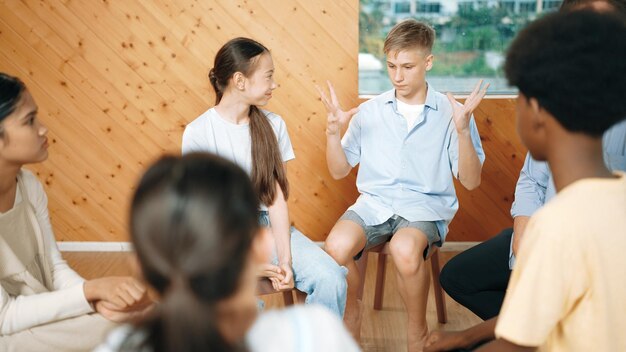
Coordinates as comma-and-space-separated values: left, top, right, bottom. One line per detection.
0, 0, 524, 243
449, 98, 525, 241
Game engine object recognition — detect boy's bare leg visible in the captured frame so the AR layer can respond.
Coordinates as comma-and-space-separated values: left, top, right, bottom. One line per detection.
324, 220, 367, 341
389, 228, 431, 352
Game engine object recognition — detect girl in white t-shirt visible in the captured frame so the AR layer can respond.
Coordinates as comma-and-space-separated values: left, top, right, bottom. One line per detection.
182, 38, 347, 317
0, 73, 151, 351
96, 153, 358, 352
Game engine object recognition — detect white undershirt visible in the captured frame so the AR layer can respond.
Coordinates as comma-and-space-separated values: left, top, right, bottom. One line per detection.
396, 99, 425, 131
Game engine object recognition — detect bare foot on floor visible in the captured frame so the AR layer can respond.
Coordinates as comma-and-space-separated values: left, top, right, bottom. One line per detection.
344, 299, 363, 342
407, 326, 429, 352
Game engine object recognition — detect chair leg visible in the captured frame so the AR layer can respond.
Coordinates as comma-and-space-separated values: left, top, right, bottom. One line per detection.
373, 252, 388, 310
294, 289, 307, 304
283, 290, 295, 306
356, 251, 369, 300
430, 250, 447, 324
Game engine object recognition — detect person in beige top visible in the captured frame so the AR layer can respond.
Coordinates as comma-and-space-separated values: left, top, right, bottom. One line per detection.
467, 10, 626, 352
0, 73, 151, 351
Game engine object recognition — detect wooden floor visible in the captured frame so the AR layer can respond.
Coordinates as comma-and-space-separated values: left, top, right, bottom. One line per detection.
65, 251, 482, 352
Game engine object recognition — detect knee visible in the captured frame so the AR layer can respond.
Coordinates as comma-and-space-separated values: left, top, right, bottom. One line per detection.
439, 261, 455, 292
439, 256, 467, 294
311, 262, 348, 293
324, 237, 353, 265
389, 240, 424, 275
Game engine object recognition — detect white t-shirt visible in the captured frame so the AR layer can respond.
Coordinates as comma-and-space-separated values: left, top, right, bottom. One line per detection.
181, 108, 295, 209
246, 305, 359, 352
96, 305, 360, 352
0, 169, 92, 336
396, 99, 425, 131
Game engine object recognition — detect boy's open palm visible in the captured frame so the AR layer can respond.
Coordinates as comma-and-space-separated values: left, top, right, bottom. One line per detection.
447, 79, 489, 134
316, 81, 358, 136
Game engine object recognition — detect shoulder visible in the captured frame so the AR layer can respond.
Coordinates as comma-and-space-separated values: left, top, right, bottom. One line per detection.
248, 306, 357, 352
94, 325, 149, 352
281, 304, 342, 324
433, 89, 450, 106
184, 108, 214, 133
19, 168, 41, 187
527, 179, 614, 243
359, 89, 394, 112
428, 87, 454, 116
605, 118, 626, 137
260, 109, 289, 135
18, 168, 46, 204
260, 109, 285, 126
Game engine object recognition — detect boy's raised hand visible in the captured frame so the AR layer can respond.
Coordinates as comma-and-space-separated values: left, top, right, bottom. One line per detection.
447, 79, 489, 134
316, 81, 358, 136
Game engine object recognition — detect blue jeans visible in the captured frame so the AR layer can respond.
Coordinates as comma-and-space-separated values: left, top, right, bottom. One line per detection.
259, 212, 348, 317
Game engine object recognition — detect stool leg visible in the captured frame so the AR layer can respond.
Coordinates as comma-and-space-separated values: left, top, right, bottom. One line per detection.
373, 252, 388, 310
430, 250, 447, 323
283, 290, 295, 306
356, 251, 369, 300
294, 289, 307, 304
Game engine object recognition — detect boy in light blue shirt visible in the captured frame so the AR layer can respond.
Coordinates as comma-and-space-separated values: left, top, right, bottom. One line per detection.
317, 19, 488, 351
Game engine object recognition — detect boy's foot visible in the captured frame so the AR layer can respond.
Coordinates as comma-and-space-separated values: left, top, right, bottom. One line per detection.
344, 299, 363, 342
407, 325, 429, 352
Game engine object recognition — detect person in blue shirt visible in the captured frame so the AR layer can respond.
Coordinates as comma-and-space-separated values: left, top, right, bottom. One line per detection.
317, 19, 488, 351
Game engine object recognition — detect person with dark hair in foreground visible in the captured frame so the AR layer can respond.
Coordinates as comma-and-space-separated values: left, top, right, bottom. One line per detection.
426, 8, 626, 352
96, 153, 359, 352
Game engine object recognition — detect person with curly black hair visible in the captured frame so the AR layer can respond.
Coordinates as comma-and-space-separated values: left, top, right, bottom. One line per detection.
480, 9, 626, 351
426, 4, 626, 351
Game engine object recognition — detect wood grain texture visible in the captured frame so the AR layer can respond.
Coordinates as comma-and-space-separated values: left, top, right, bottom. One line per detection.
0, 0, 524, 243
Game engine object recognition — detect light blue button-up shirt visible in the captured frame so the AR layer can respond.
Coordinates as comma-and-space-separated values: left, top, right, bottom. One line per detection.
341, 85, 486, 241
508, 119, 626, 268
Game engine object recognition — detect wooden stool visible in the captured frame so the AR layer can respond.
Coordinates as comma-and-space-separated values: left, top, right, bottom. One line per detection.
356, 242, 447, 323
256, 278, 307, 305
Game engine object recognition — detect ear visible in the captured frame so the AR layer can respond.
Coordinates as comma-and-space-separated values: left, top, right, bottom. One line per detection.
528, 97, 547, 130
232, 72, 246, 90
425, 54, 434, 71
0, 127, 6, 150
250, 227, 274, 264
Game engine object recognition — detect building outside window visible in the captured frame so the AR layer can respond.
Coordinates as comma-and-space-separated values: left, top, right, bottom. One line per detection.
359, 0, 563, 95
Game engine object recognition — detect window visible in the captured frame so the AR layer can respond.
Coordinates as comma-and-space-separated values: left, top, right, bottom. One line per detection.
359, 0, 563, 95
519, 1, 538, 13
544, 0, 562, 9
395, 1, 411, 13
417, 3, 442, 14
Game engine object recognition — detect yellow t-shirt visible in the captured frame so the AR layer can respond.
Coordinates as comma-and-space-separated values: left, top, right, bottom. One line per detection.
495, 172, 626, 352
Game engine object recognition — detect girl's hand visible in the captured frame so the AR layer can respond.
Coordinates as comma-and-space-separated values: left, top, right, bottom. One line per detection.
277, 262, 294, 290
95, 300, 154, 323
257, 263, 285, 281
84, 276, 149, 311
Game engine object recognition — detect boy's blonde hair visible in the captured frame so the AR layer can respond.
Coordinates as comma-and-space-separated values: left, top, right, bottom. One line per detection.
383, 19, 435, 55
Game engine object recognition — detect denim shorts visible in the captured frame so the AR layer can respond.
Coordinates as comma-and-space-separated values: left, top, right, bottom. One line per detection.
340, 210, 441, 260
